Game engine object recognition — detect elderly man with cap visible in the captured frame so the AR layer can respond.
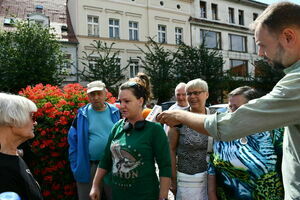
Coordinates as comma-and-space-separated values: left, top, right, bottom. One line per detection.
68, 80, 120, 200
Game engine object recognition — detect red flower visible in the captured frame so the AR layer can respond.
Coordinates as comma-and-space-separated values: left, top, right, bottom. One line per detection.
20, 83, 116, 199
52, 184, 61, 190
44, 175, 53, 182
40, 130, 47, 136
51, 152, 60, 157
43, 190, 51, 197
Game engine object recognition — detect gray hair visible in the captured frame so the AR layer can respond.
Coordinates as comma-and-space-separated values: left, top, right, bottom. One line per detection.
186, 78, 208, 92
0, 93, 37, 127
250, 2, 300, 34
175, 82, 186, 92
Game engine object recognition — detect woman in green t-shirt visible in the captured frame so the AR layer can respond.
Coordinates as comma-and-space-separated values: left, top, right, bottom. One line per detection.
90, 73, 171, 200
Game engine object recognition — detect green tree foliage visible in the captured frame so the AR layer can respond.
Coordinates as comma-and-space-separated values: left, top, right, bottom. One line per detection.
251, 59, 285, 95
222, 59, 285, 98
80, 40, 129, 95
173, 43, 225, 104
138, 38, 176, 104
0, 22, 69, 93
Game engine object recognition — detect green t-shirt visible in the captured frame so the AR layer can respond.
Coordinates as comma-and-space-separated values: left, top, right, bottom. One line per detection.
99, 119, 171, 200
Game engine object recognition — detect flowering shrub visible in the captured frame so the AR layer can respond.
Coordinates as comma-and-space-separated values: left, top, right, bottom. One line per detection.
19, 83, 116, 200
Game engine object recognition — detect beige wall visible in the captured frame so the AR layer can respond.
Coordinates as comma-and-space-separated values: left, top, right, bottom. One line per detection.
68, 0, 191, 80
190, 0, 266, 75
68, 0, 268, 80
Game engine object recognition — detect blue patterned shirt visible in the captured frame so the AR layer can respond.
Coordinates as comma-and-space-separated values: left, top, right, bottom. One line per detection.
208, 128, 284, 200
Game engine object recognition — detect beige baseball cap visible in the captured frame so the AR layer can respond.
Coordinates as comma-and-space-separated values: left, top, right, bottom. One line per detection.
87, 80, 106, 94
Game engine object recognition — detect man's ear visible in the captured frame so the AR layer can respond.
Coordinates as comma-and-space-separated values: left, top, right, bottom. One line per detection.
282, 28, 296, 46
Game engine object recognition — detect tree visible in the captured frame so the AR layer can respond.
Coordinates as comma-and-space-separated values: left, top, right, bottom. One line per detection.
0, 22, 69, 93
251, 59, 285, 94
224, 59, 285, 97
80, 40, 129, 95
138, 38, 176, 104
173, 43, 225, 104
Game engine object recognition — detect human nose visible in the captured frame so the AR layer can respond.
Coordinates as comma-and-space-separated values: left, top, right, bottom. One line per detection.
119, 101, 125, 109
258, 46, 265, 57
93, 94, 100, 99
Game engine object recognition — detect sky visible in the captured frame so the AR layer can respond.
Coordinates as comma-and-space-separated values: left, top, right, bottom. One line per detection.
254, 0, 300, 5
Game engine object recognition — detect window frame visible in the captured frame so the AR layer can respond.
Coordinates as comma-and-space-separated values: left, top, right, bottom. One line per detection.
129, 21, 139, 41
211, 3, 218, 20
87, 15, 99, 37
229, 34, 247, 52
158, 24, 167, 43
253, 13, 258, 21
253, 37, 258, 54
228, 7, 235, 24
109, 18, 120, 39
200, 1, 207, 18
238, 9, 244, 25
175, 27, 183, 45
230, 59, 248, 77
200, 29, 221, 49
129, 60, 139, 78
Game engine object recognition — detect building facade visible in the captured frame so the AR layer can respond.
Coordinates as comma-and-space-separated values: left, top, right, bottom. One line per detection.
68, 0, 192, 80
0, 0, 268, 83
190, 0, 267, 77
0, 0, 78, 82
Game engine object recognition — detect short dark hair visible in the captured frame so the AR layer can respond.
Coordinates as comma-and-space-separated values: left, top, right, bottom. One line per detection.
228, 86, 260, 101
250, 2, 300, 34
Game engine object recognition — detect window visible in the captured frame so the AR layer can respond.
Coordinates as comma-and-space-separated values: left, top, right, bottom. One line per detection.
129, 60, 139, 78
3, 18, 15, 26
229, 34, 247, 52
109, 19, 120, 39
228, 8, 235, 24
62, 54, 73, 74
238, 10, 244, 25
114, 57, 121, 77
34, 20, 44, 26
211, 4, 218, 20
175, 27, 183, 44
88, 16, 99, 36
88, 56, 98, 69
253, 37, 258, 53
129, 21, 139, 41
158, 25, 166, 43
89, 56, 120, 76
28, 13, 49, 27
200, 1, 207, 18
200, 30, 221, 49
230, 59, 248, 77
253, 13, 258, 21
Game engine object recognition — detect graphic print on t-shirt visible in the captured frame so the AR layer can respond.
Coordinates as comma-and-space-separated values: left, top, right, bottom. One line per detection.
111, 141, 142, 187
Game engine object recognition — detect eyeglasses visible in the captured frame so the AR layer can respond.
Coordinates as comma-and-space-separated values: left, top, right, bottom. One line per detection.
187, 91, 205, 96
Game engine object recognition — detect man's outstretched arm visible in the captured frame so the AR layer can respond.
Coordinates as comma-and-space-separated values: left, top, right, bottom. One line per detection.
157, 110, 210, 136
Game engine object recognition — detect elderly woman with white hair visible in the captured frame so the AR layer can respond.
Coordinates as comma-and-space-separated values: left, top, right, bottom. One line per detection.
168, 78, 210, 200
0, 93, 43, 200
